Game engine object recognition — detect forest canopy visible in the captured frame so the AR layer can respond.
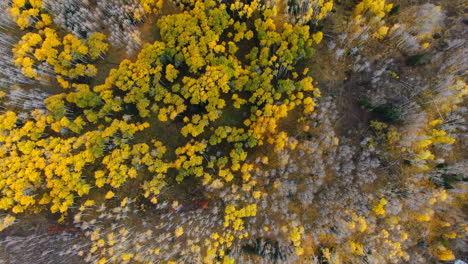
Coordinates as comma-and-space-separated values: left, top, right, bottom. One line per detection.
0, 0, 466, 263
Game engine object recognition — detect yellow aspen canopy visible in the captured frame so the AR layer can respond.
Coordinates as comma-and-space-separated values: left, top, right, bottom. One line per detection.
0, 0, 466, 263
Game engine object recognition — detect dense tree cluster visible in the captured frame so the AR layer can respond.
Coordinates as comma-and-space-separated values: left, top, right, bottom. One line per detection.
0, 0, 466, 263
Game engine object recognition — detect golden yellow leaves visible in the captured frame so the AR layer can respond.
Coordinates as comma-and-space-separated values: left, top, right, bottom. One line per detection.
0, 107, 154, 214
218, 169, 233, 182
353, 0, 394, 40
35, 14, 52, 29
172, 141, 206, 182
355, 0, 393, 20
224, 204, 257, 231
137, 0, 163, 14
249, 104, 289, 142
406, 117, 457, 170
2, 7, 325, 261
267, 131, 288, 151
252, 191, 261, 199
121, 253, 135, 261
373, 26, 390, 39
0, 111, 18, 132
0, 192, 15, 209
232, 94, 247, 109
105, 191, 115, 199
431, 243, 455, 261
431, 129, 456, 144
312, 32, 324, 45
165, 64, 179, 83
13, 28, 107, 81
230, 0, 260, 18
288, 0, 334, 24
415, 212, 431, 222
417, 150, 435, 161
303, 96, 317, 114
87, 33, 109, 60
0, 214, 16, 231
290, 226, 305, 255
158, 3, 230, 72
372, 198, 388, 215
347, 214, 368, 233
10, 0, 44, 29
318, 1, 334, 20
175, 226, 184, 237
348, 241, 365, 255
12, 33, 43, 78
